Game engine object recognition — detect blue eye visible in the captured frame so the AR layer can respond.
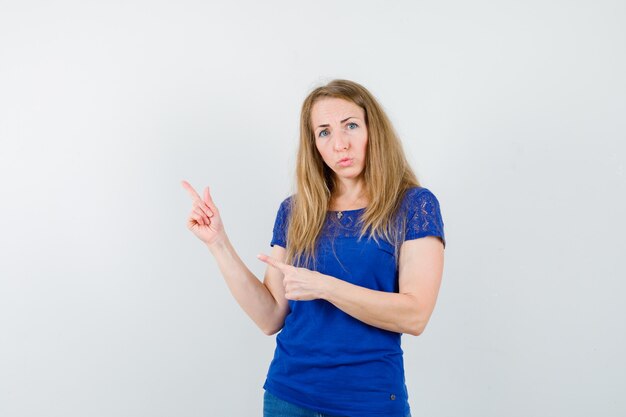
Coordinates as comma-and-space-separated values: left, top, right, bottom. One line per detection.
347, 122, 358, 129
319, 129, 329, 137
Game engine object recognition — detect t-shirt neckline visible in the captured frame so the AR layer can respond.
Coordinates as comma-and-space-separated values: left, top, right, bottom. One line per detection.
327, 207, 367, 213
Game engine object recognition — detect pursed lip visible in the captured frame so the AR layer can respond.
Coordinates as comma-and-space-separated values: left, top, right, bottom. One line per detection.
337, 157, 354, 168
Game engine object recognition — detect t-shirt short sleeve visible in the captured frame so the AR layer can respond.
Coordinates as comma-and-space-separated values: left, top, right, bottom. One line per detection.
404, 188, 446, 248
270, 196, 292, 248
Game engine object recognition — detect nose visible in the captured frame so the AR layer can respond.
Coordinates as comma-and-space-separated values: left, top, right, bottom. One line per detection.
334, 131, 350, 151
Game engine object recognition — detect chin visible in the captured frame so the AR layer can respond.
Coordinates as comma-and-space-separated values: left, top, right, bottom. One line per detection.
335, 171, 364, 180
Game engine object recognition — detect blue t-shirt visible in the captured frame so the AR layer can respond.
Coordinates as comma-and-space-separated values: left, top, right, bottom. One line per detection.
263, 186, 446, 417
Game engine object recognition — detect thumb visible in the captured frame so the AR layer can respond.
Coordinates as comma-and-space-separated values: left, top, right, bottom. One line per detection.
204, 186, 217, 210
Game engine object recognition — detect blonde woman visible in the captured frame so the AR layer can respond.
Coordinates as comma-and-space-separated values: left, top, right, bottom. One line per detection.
182, 79, 445, 417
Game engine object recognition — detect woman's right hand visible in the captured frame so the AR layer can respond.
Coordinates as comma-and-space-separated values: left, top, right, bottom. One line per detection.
181, 180, 226, 247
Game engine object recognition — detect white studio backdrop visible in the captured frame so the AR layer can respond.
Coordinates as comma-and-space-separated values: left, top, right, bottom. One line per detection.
1, 1, 624, 416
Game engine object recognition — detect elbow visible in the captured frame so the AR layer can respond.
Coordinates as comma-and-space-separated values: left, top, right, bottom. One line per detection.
260, 322, 283, 336
405, 317, 427, 336
405, 325, 425, 337
259, 305, 286, 336
262, 327, 279, 336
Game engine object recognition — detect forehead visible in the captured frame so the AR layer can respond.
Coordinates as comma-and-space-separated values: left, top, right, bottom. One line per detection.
310, 97, 364, 124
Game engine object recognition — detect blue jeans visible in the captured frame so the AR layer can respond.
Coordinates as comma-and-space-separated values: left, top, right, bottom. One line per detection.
263, 390, 412, 417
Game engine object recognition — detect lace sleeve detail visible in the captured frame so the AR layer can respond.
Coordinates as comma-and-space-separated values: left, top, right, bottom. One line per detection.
404, 188, 446, 248
270, 196, 292, 248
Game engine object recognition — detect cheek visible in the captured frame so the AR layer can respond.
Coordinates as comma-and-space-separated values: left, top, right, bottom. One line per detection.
359, 137, 368, 157
316, 142, 332, 161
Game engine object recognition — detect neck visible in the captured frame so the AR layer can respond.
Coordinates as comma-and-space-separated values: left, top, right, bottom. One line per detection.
331, 177, 368, 209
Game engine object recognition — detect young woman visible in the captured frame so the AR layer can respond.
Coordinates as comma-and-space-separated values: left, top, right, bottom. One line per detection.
182, 79, 446, 417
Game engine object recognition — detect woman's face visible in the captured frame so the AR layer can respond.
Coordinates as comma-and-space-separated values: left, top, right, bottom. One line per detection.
311, 97, 368, 183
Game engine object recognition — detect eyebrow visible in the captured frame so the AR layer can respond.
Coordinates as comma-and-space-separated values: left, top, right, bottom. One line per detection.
316, 117, 358, 129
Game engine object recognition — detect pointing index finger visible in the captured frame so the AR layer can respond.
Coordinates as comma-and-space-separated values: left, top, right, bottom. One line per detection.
181, 180, 201, 201
257, 253, 287, 270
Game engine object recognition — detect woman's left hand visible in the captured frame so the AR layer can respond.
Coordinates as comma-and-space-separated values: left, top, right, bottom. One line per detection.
257, 253, 328, 301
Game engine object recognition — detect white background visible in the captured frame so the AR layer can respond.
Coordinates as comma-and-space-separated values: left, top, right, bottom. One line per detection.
1, 1, 625, 416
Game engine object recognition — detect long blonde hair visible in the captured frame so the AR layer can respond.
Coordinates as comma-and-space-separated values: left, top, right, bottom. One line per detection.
285, 79, 421, 268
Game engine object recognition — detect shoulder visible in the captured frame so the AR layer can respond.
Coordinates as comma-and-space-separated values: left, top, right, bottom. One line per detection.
283, 194, 295, 206
401, 186, 446, 247
271, 195, 295, 245
400, 186, 441, 210
274, 194, 295, 220
278, 195, 295, 212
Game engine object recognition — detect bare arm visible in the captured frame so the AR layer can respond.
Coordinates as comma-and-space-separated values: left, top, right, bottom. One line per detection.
321, 236, 444, 335
258, 235, 444, 336
208, 238, 289, 335
181, 180, 289, 335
